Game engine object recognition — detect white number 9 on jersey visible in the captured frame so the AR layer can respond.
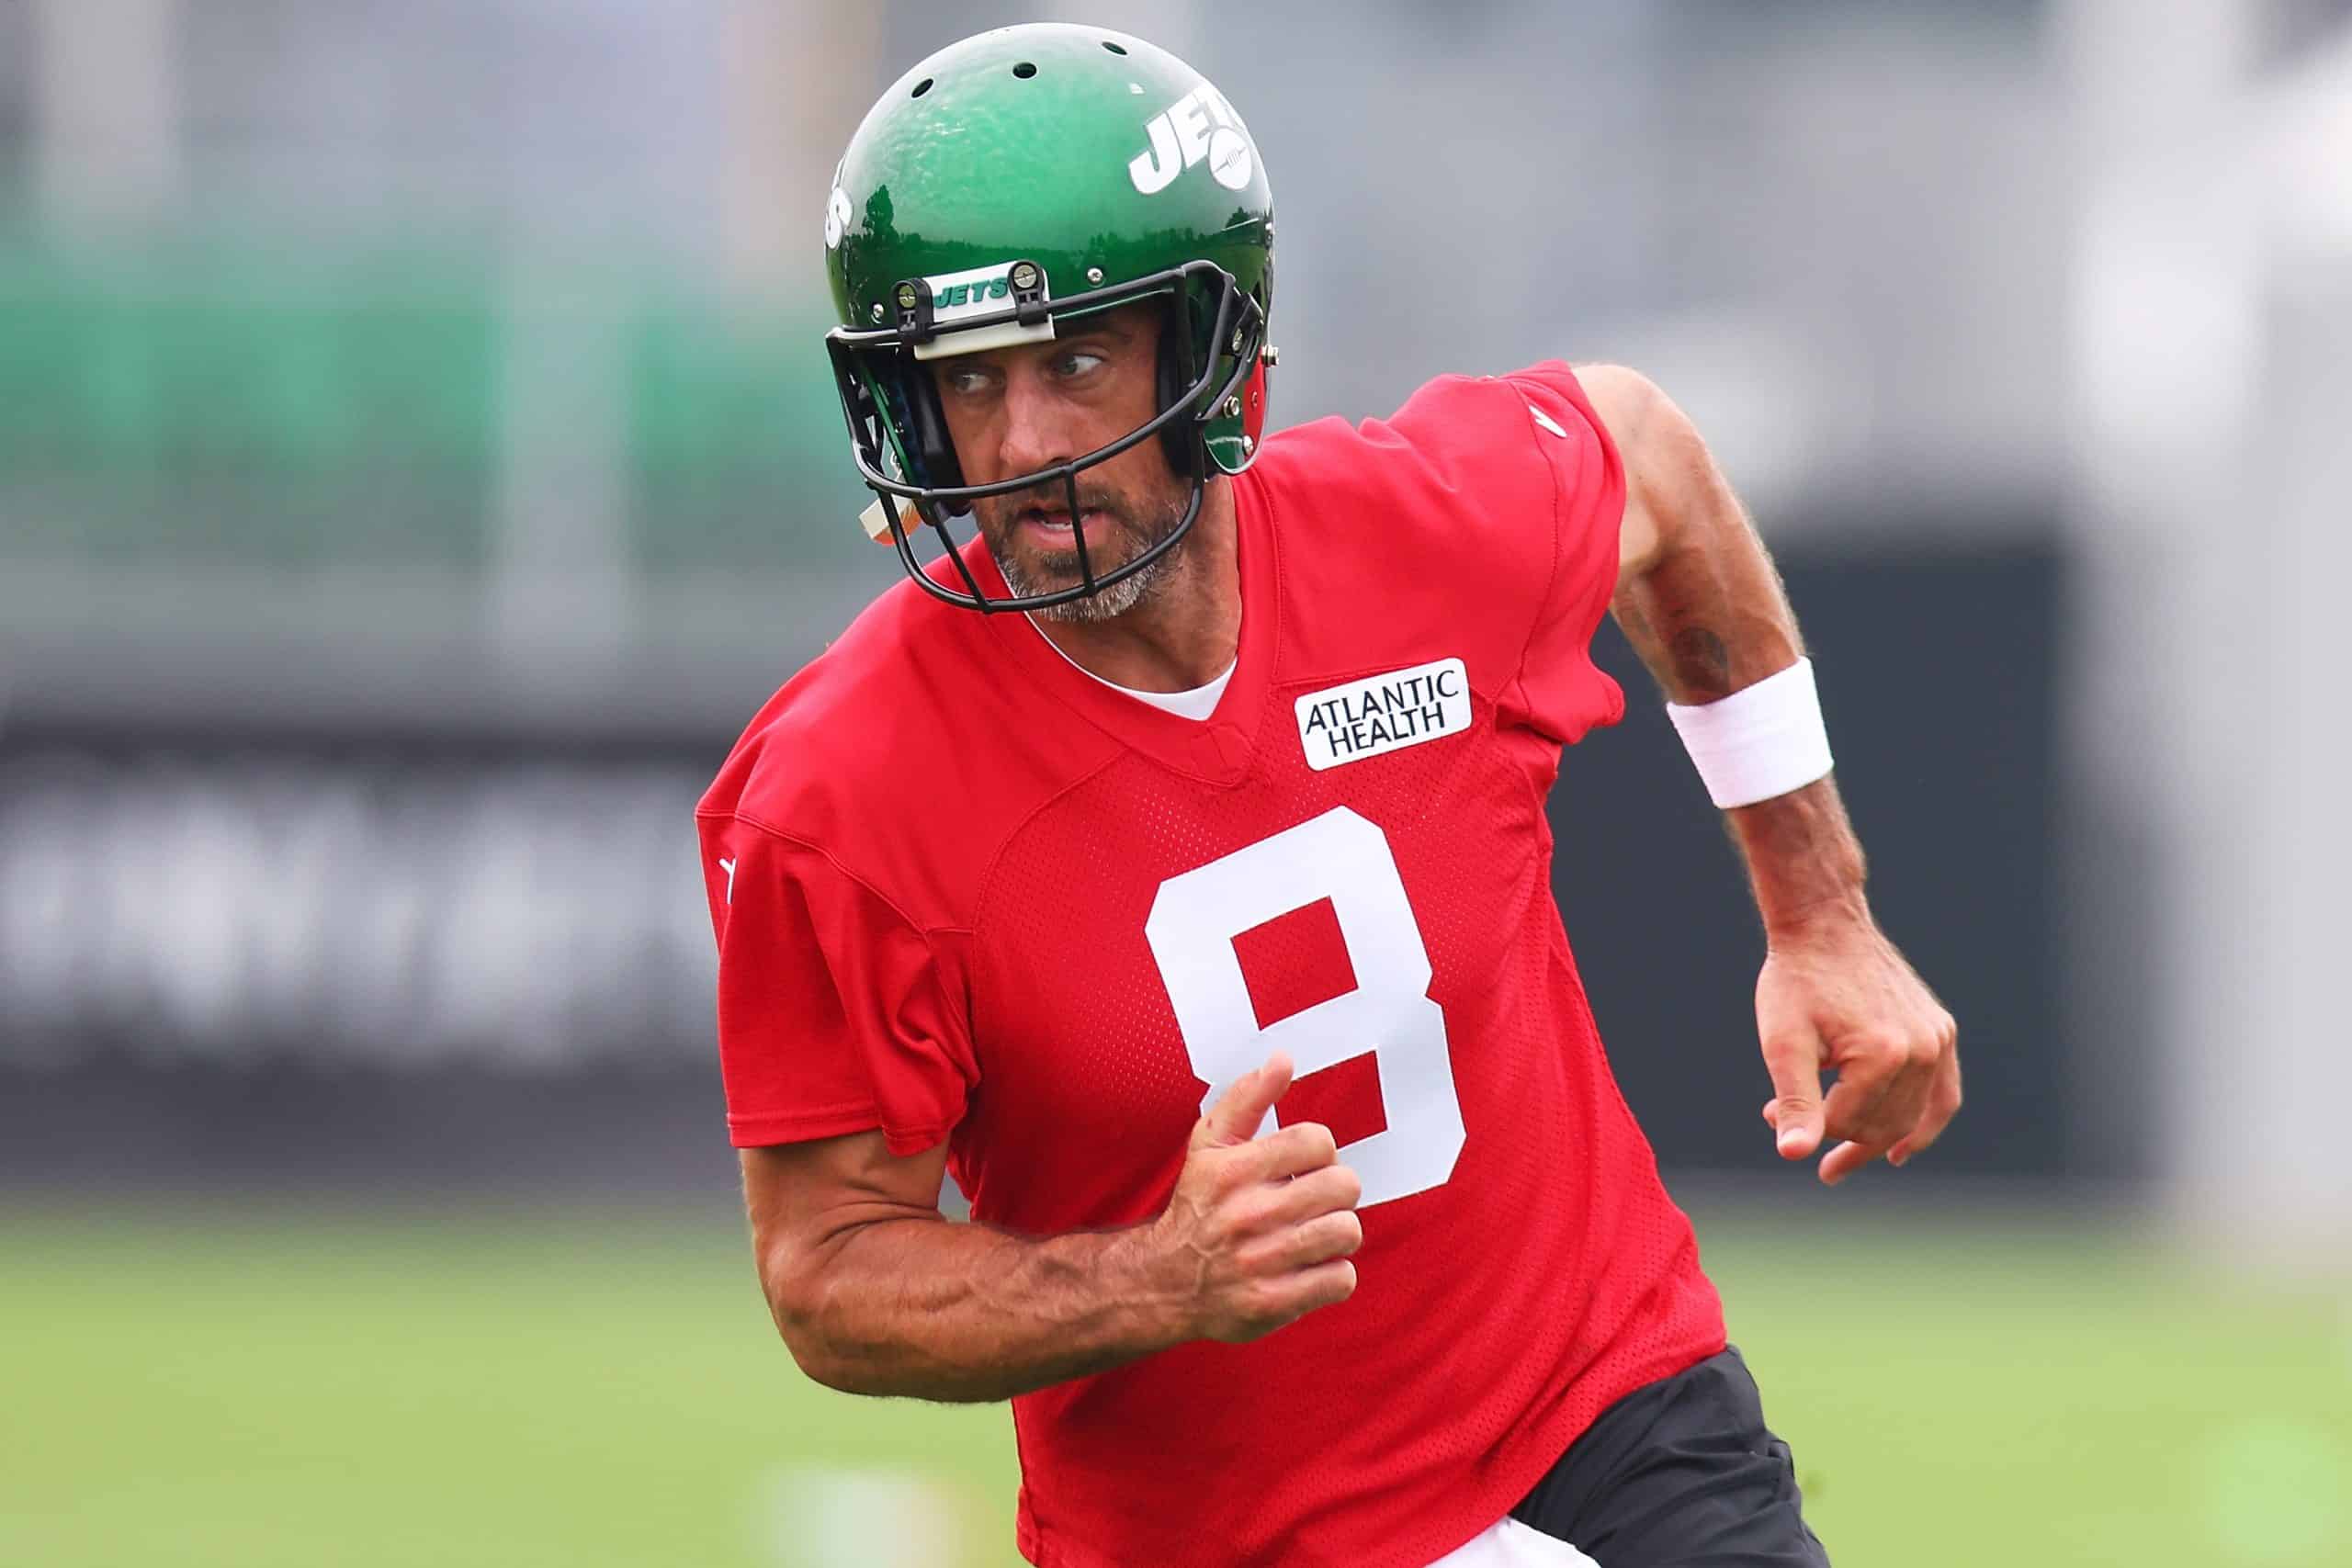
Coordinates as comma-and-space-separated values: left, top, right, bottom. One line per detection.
1144, 807, 1464, 1207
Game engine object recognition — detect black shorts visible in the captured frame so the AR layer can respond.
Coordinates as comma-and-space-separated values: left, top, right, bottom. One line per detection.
1508, 1347, 1830, 1567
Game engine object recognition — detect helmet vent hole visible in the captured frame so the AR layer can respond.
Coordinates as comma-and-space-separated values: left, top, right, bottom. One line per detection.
1101, 40, 1128, 54
910, 77, 933, 97
1012, 62, 1037, 79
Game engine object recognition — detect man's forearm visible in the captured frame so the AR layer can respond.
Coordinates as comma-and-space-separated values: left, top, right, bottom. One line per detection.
1592, 367, 1961, 1176
1724, 779, 1868, 938
751, 1064, 1360, 1404
1610, 457, 1867, 931
775, 1213, 1188, 1403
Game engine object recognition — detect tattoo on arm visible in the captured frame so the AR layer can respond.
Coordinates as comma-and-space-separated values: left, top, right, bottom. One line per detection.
1669, 627, 1732, 698
1612, 518, 1795, 705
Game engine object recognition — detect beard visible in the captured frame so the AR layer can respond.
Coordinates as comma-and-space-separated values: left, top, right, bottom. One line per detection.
977, 479, 1190, 622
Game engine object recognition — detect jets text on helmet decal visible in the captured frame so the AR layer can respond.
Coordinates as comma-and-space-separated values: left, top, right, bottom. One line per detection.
1129, 83, 1255, 196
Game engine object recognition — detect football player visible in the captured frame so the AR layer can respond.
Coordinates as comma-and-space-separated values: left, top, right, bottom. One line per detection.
701, 23, 1960, 1568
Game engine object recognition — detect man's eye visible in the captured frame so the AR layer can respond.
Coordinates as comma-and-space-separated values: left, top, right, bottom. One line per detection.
1055, 351, 1106, 378
944, 368, 994, 396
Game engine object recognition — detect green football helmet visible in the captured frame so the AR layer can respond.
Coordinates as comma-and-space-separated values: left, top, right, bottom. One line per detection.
823, 24, 1275, 613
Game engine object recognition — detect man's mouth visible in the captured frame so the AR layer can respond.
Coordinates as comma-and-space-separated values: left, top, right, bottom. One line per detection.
1018, 507, 1109, 548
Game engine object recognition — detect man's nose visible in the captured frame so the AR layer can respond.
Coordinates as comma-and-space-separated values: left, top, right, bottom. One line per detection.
995, 366, 1078, 480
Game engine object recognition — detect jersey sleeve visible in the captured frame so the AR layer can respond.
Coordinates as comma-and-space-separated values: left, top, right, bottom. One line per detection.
1492, 362, 1628, 746
698, 815, 977, 1155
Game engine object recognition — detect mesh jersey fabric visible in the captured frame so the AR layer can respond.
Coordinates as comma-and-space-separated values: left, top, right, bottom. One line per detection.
696, 361, 1727, 1568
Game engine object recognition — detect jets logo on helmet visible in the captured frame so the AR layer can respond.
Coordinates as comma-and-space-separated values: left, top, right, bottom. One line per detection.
820, 23, 1276, 615
1128, 84, 1256, 196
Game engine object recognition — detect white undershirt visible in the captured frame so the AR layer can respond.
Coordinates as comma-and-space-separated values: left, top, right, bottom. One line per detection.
1026, 615, 1236, 722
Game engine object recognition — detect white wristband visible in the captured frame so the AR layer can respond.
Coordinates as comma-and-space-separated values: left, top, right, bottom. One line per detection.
1665, 657, 1835, 809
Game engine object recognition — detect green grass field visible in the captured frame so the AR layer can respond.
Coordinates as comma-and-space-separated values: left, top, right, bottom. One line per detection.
5, 1204, 2346, 1568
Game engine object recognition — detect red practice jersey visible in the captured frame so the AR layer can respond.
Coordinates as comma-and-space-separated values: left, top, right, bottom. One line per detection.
697, 362, 1726, 1568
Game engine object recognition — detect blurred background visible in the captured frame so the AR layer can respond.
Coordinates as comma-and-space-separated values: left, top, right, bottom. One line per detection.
3, 0, 2347, 1564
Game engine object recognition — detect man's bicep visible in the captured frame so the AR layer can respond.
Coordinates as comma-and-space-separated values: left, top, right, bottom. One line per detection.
741, 1131, 951, 1308
1573, 363, 1689, 594
742, 1130, 949, 1254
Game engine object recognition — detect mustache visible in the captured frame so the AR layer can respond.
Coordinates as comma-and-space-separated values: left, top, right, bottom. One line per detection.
982, 483, 1127, 521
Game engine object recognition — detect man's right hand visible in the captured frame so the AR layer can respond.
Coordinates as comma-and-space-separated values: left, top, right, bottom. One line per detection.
1150, 1053, 1364, 1344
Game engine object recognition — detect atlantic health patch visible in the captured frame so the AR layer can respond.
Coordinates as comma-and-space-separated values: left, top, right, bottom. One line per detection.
1294, 658, 1471, 772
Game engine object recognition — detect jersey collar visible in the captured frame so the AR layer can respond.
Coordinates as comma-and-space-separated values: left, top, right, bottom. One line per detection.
967, 470, 1278, 785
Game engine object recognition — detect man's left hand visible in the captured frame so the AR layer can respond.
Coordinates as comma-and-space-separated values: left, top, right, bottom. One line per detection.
1754, 918, 1961, 1185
